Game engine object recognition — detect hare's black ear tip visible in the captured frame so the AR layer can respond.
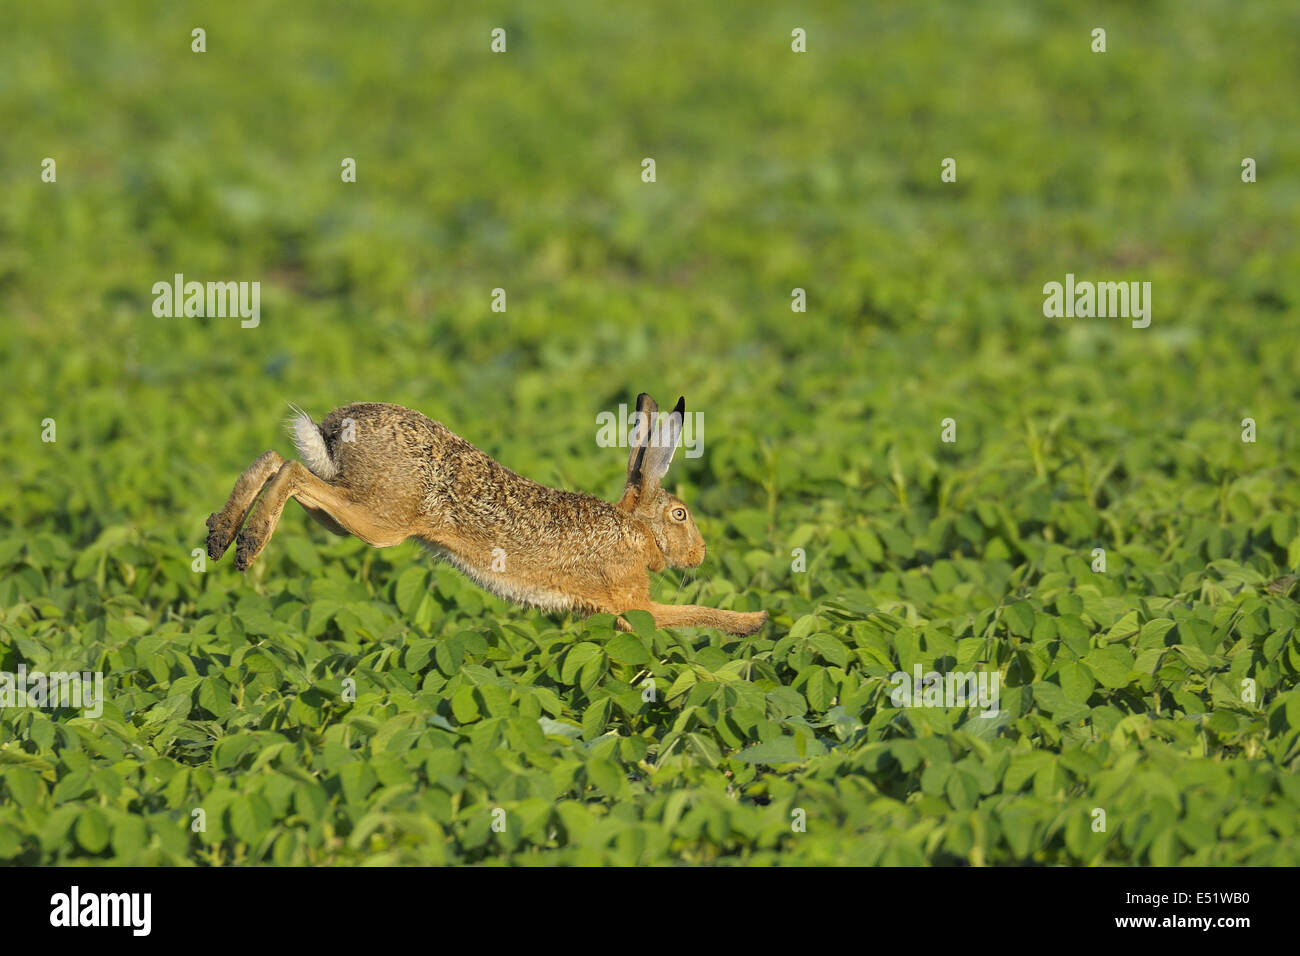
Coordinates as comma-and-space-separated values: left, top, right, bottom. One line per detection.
673, 396, 686, 414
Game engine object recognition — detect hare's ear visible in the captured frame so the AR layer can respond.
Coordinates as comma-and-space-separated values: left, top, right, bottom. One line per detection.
640, 396, 685, 491
625, 393, 657, 488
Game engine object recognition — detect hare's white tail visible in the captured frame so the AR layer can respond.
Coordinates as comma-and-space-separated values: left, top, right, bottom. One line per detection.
286, 404, 338, 480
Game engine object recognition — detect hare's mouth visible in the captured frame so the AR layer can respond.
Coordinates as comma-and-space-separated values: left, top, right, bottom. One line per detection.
680, 547, 705, 570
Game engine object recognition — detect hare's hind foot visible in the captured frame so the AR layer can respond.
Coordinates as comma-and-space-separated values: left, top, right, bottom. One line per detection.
205, 514, 233, 562
233, 459, 408, 570
232, 459, 323, 570
207, 449, 286, 561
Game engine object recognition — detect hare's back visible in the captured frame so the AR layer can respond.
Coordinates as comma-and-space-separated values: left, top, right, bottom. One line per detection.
315, 403, 457, 498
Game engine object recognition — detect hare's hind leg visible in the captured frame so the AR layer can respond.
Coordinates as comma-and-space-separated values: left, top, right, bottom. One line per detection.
233, 460, 407, 570
207, 450, 285, 560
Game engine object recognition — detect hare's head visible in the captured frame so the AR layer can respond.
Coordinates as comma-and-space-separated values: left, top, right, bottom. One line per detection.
616, 393, 706, 569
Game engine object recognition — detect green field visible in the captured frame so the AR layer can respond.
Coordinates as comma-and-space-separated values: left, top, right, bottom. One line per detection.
2, 0, 1299, 865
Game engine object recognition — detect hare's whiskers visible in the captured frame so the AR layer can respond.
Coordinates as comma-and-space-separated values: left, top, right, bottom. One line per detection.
674, 567, 697, 603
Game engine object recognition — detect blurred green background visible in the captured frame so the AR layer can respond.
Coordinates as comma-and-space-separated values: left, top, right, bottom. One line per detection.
2, 0, 1299, 865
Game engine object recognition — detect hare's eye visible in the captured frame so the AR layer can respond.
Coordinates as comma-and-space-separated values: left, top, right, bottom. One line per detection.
671, 507, 687, 521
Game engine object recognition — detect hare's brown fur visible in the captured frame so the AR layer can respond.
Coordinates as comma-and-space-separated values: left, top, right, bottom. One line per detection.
206, 397, 767, 635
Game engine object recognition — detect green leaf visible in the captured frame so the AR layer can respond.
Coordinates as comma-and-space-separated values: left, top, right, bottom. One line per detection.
75, 807, 110, 854
394, 567, 429, 616
803, 667, 834, 712
1083, 646, 1135, 689
579, 651, 608, 694
734, 737, 802, 765
766, 686, 806, 719
198, 678, 232, 718
1174, 643, 1211, 674
806, 633, 850, 668
230, 793, 274, 844
788, 614, 820, 639
586, 759, 623, 795
606, 632, 650, 666
451, 686, 480, 724
1003, 602, 1035, 638
338, 762, 378, 805
538, 717, 582, 740
1138, 618, 1177, 647
945, 768, 980, 810
1029, 682, 1089, 722
561, 642, 602, 685
684, 732, 721, 767
1101, 611, 1141, 645
3, 768, 43, 807
1058, 659, 1095, 703
621, 610, 658, 641
582, 699, 610, 740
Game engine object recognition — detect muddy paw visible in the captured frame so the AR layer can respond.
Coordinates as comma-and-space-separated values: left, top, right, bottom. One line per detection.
206, 514, 234, 560
233, 532, 259, 571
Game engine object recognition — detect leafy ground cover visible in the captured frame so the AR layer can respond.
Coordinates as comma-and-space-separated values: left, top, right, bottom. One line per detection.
1, 0, 1299, 864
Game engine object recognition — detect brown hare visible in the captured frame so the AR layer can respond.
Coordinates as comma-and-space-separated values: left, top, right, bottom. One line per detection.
205, 394, 768, 636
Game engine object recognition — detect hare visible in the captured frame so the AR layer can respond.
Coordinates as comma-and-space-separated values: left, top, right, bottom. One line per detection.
205, 394, 768, 636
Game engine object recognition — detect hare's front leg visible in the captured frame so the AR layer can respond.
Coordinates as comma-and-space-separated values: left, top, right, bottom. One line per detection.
233, 461, 407, 570
634, 602, 768, 636
206, 450, 286, 560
